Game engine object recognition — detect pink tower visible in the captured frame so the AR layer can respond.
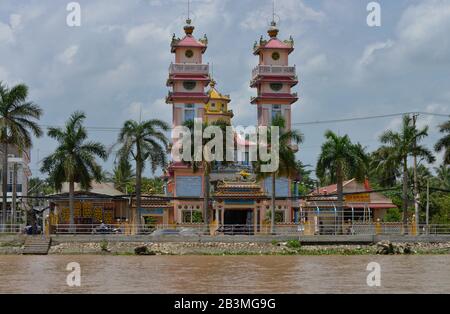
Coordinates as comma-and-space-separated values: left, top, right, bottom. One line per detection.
166, 18, 210, 128
251, 21, 298, 129
251, 20, 298, 224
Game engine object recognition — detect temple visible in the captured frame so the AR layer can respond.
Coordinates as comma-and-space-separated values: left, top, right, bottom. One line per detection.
43, 7, 398, 236
160, 14, 300, 232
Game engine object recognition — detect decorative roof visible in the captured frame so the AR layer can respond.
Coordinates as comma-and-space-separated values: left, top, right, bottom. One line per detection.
171, 19, 208, 53
207, 80, 230, 102
253, 22, 294, 55
132, 196, 172, 209
214, 180, 266, 199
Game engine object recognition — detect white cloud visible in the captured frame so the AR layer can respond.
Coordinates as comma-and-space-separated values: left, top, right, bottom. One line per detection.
0, 22, 14, 43
9, 14, 22, 30
303, 53, 329, 75
357, 40, 394, 67
125, 23, 169, 45
57, 45, 79, 65
357, 0, 450, 74
125, 99, 171, 123
241, 0, 324, 30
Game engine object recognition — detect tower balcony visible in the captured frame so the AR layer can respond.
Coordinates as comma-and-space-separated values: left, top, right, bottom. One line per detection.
250, 92, 298, 105
251, 65, 296, 79
166, 91, 209, 104
169, 63, 209, 75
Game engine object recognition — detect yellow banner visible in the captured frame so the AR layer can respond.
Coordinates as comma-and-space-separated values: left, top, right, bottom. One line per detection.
345, 193, 370, 203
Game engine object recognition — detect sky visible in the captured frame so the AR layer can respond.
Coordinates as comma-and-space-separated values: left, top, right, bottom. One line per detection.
0, 0, 449, 179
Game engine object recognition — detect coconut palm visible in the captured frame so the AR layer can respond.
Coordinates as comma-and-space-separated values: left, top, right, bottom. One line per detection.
379, 115, 435, 229
370, 146, 401, 188
0, 82, 43, 224
116, 119, 169, 222
254, 115, 304, 234
434, 164, 450, 190
111, 158, 135, 193
435, 119, 450, 165
182, 119, 230, 225
316, 131, 369, 229
41, 111, 107, 226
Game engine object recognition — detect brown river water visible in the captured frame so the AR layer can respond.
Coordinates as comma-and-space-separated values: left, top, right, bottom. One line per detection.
0, 255, 449, 293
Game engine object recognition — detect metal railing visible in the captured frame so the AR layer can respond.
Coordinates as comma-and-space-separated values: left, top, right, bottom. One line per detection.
169, 63, 209, 75
0, 224, 25, 234
252, 65, 296, 78
34, 223, 450, 236
53, 224, 154, 235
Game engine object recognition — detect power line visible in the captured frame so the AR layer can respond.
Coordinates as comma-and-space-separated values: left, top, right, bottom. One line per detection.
38, 111, 449, 133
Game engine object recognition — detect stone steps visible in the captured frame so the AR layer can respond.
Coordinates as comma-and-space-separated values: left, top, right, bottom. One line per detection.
22, 236, 51, 255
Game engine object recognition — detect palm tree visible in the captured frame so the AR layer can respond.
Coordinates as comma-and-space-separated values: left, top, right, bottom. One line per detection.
370, 146, 401, 187
111, 158, 135, 193
254, 115, 303, 234
379, 115, 435, 229
116, 119, 169, 223
182, 119, 230, 225
41, 111, 107, 226
435, 119, 450, 165
434, 164, 450, 190
0, 82, 43, 224
316, 131, 369, 230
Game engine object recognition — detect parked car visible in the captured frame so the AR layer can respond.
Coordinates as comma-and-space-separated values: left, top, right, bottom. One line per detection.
93, 224, 122, 234
179, 227, 204, 236
151, 229, 180, 236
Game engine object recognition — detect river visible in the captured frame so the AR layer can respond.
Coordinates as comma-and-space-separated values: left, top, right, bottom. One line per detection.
0, 255, 449, 293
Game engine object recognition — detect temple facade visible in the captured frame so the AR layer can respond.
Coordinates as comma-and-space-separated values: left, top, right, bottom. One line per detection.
159, 16, 300, 231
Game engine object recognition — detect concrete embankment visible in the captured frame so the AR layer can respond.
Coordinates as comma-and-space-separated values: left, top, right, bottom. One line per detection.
1, 234, 450, 255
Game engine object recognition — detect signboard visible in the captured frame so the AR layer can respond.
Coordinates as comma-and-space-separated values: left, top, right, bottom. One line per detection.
345, 193, 370, 203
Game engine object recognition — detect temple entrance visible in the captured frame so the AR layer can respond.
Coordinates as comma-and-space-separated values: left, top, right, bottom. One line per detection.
223, 209, 254, 235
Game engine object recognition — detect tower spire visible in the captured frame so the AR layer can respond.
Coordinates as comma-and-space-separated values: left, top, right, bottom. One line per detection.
188, 0, 190, 20
272, 0, 275, 25
184, 0, 195, 35
268, 0, 279, 38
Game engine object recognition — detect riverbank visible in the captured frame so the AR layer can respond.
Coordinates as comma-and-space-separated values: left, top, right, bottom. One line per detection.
1, 238, 450, 255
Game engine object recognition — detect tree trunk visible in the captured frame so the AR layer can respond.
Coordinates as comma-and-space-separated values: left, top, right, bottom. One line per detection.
135, 158, 142, 226
271, 173, 276, 234
11, 163, 17, 225
69, 180, 74, 227
203, 171, 210, 226
2, 142, 8, 225
336, 164, 344, 235
402, 159, 409, 234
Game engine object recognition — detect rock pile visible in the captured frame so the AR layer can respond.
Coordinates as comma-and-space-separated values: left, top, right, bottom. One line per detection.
376, 241, 414, 255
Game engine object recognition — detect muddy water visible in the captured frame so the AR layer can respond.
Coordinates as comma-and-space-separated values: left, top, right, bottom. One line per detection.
0, 255, 449, 293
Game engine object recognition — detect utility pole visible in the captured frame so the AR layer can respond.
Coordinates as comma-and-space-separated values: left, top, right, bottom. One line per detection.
11, 163, 17, 225
426, 179, 430, 234
412, 113, 420, 232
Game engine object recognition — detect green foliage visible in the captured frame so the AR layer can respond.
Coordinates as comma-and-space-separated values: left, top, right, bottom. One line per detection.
316, 131, 369, 185
435, 119, 450, 165
295, 161, 315, 195
0, 82, 43, 220
41, 111, 108, 191
286, 240, 301, 249
111, 158, 135, 193
100, 240, 109, 252
383, 208, 402, 222
430, 195, 450, 224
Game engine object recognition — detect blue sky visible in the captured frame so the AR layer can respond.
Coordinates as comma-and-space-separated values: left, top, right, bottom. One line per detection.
0, 0, 449, 178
